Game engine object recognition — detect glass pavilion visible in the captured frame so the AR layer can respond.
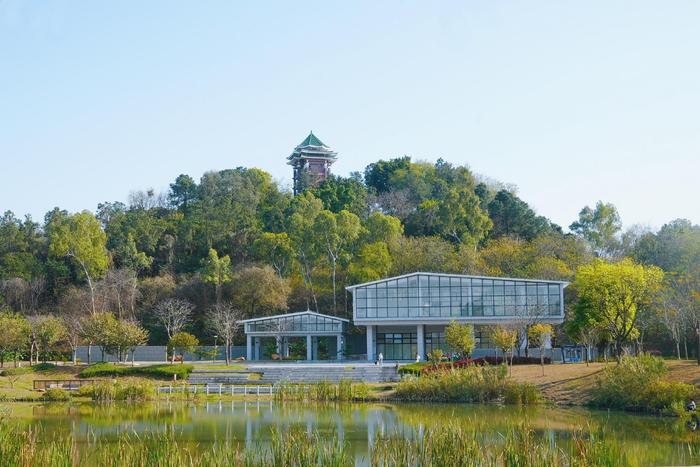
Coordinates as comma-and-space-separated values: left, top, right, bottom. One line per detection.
242, 311, 349, 361
346, 272, 568, 361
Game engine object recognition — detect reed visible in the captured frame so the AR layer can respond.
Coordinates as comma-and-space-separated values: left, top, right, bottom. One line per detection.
273, 379, 371, 402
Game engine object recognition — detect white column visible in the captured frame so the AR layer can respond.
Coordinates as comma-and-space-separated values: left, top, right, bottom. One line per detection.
417, 324, 425, 361
312, 337, 318, 360
306, 335, 312, 361
254, 338, 260, 360
246, 335, 252, 361
366, 325, 375, 362
336, 335, 343, 360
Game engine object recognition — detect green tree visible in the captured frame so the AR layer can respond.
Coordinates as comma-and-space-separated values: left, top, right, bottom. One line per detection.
47, 211, 109, 314
0, 311, 30, 367
310, 174, 368, 215
168, 332, 199, 364
32, 315, 66, 363
168, 174, 198, 211
491, 326, 518, 373
348, 242, 392, 284
314, 210, 361, 312
570, 201, 622, 258
233, 265, 290, 317
445, 321, 476, 359
363, 156, 412, 193
487, 190, 553, 240
201, 248, 233, 304
573, 258, 664, 361
528, 323, 553, 376
287, 193, 324, 311
111, 319, 149, 364
252, 232, 294, 277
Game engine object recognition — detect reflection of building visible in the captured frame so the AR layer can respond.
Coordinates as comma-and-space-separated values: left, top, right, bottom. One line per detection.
287, 132, 337, 195
346, 272, 568, 361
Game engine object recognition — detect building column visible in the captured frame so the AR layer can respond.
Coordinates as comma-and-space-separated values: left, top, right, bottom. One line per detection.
336, 334, 343, 360
254, 337, 260, 360
366, 325, 375, 362
312, 337, 318, 360
416, 324, 425, 361
306, 335, 312, 361
246, 335, 252, 361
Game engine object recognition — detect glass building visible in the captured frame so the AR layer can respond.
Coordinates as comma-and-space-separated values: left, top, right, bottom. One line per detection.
346, 272, 567, 361
242, 311, 349, 361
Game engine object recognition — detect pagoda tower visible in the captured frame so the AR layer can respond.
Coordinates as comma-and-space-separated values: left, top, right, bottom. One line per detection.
287, 132, 338, 195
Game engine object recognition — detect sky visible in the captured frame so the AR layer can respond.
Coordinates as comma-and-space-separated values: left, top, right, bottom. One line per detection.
1, 1, 699, 231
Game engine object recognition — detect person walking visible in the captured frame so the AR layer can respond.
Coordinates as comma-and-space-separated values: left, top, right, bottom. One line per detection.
378, 352, 384, 367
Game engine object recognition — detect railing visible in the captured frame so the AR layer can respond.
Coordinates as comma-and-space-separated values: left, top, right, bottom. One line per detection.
158, 384, 276, 396
33, 379, 101, 391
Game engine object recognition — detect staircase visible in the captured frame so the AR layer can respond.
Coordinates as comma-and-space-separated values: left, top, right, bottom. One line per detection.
188, 365, 399, 385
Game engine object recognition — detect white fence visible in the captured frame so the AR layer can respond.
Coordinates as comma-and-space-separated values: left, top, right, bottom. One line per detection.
159, 384, 275, 396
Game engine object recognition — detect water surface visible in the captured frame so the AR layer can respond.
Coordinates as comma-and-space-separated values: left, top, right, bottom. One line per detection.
6, 401, 699, 465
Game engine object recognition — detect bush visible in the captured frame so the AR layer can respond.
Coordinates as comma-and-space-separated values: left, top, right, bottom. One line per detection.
79, 363, 193, 380
31, 363, 57, 372
41, 388, 71, 401
0, 367, 31, 377
590, 354, 697, 415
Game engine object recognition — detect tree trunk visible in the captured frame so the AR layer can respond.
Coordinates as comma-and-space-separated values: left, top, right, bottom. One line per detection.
87, 345, 92, 365
73, 349, 77, 365
696, 331, 700, 365
684, 337, 689, 360
677, 341, 681, 360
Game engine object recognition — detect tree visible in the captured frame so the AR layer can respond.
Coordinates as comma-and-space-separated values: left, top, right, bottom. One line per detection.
427, 348, 444, 369
206, 302, 242, 365
491, 326, 518, 373
169, 174, 198, 211
565, 298, 606, 366
201, 248, 233, 305
656, 279, 685, 360
111, 319, 149, 364
47, 211, 109, 314
233, 265, 289, 318
445, 321, 476, 359
313, 210, 361, 312
32, 315, 66, 363
81, 312, 118, 362
573, 259, 664, 361
252, 232, 294, 278
287, 193, 324, 311
487, 190, 552, 240
0, 311, 30, 368
570, 201, 622, 258
348, 242, 392, 284
152, 298, 194, 341
168, 332, 199, 363
528, 323, 553, 376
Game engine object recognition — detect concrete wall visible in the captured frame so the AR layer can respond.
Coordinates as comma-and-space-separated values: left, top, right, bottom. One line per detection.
76, 345, 246, 363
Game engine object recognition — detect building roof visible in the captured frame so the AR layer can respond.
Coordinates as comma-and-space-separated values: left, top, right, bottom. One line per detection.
287, 131, 338, 163
345, 271, 570, 291
297, 131, 326, 148
240, 310, 350, 324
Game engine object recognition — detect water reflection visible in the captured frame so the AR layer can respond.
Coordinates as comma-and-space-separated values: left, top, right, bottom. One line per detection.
12, 401, 700, 465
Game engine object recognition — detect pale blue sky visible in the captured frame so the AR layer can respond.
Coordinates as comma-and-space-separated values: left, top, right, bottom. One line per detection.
1, 1, 698, 230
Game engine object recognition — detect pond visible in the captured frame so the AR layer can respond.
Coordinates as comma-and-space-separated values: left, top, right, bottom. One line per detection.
4, 401, 699, 465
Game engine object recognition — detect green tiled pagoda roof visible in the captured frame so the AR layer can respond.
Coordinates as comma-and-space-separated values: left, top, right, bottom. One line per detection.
298, 131, 325, 148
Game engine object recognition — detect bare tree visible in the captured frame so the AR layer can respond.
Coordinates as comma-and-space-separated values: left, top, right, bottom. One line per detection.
0, 278, 30, 312
206, 302, 242, 365
511, 304, 550, 357
59, 287, 92, 364
153, 299, 194, 341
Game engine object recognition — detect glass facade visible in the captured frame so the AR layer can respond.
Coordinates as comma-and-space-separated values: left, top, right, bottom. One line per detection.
424, 331, 447, 356
353, 273, 563, 320
376, 333, 417, 360
246, 313, 346, 333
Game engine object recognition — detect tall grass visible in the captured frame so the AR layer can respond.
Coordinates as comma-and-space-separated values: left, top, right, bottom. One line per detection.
394, 364, 540, 404
590, 354, 699, 415
0, 422, 350, 466
77, 380, 156, 402
273, 379, 371, 402
371, 423, 624, 467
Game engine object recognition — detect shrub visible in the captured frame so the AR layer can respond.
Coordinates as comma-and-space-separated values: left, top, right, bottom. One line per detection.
31, 363, 57, 372
79, 363, 193, 380
41, 388, 71, 401
0, 367, 31, 377
590, 354, 697, 415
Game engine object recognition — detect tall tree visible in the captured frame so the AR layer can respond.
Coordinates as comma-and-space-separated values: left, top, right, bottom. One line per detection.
233, 265, 290, 317
573, 258, 664, 360
201, 248, 233, 304
314, 210, 361, 312
487, 190, 552, 240
252, 232, 294, 278
47, 211, 109, 314
152, 298, 194, 341
569, 201, 622, 258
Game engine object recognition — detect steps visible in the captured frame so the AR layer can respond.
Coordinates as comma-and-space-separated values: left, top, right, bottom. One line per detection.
188, 365, 399, 385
